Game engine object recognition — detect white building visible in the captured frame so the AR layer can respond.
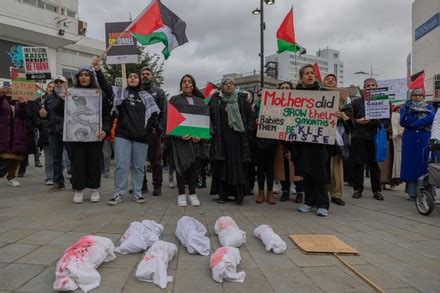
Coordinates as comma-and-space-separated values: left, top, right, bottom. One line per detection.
0, 0, 105, 86
265, 48, 344, 87
411, 0, 440, 96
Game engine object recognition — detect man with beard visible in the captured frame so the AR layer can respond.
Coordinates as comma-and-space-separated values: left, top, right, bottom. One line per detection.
140, 67, 167, 196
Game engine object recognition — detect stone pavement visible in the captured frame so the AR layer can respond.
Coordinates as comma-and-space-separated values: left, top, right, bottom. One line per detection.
1, 166, 440, 293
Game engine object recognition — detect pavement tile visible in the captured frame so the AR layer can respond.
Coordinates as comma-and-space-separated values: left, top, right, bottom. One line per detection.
261, 267, 322, 292
17, 230, 65, 245
0, 243, 40, 263
177, 249, 210, 268
92, 267, 132, 293
286, 249, 337, 267
378, 261, 440, 287
247, 248, 295, 268
174, 268, 222, 293
301, 266, 370, 292
102, 253, 142, 268
0, 229, 38, 243
16, 245, 66, 265
16, 266, 57, 292
349, 264, 412, 289
123, 268, 176, 292
0, 263, 45, 291
47, 231, 89, 246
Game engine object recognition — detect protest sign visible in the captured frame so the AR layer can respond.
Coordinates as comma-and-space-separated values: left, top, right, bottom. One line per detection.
364, 87, 390, 120
11, 79, 36, 101
256, 89, 339, 145
105, 22, 139, 65
63, 88, 102, 142
22, 47, 51, 80
378, 78, 407, 101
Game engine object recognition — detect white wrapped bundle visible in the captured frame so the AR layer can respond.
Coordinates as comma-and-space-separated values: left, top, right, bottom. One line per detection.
214, 216, 246, 247
210, 247, 245, 283
253, 225, 287, 254
115, 220, 163, 254
175, 216, 210, 255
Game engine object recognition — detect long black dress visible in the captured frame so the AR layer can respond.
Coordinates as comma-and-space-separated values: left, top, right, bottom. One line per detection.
210, 94, 251, 204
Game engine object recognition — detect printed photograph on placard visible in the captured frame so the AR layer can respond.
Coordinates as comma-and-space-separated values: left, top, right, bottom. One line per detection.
63, 88, 102, 142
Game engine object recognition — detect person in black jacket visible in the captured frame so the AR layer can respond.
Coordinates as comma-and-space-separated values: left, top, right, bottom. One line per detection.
286, 64, 331, 217
350, 78, 390, 201
54, 65, 112, 204
39, 76, 68, 192
96, 62, 160, 206
141, 67, 167, 196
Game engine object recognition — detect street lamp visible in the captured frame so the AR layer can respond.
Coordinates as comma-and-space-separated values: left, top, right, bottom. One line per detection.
252, 0, 275, 89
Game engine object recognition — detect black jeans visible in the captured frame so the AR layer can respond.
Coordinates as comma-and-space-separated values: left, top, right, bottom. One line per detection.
176, 163, 198, 195
256, 144, 277, 191
66, 142, 103, 191
304, 174, 329, 209
146, 131, 163, 188
48, 134, 64, 185
351, 138, 381, 193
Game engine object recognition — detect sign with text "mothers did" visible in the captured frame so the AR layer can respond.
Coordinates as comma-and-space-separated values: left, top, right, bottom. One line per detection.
257, 89, 339, 145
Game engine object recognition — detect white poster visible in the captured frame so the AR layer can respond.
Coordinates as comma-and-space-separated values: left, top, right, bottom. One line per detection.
378, 78, 407, 101
63, 88, 102, 142
364, 87, 390, 120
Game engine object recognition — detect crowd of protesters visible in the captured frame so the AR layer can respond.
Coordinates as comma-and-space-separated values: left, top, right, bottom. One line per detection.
0, 57, 436, 217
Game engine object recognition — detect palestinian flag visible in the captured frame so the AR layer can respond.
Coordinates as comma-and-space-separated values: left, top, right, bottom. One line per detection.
166, 102, 210, 139
313, 63, 322, 82
127, 0, 188, 59
276, 8, 306, 54
408, 70, 425, 91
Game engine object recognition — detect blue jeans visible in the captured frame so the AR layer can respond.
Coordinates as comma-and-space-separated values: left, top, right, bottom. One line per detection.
114, 137, 148, 196
48, 134, 64, 185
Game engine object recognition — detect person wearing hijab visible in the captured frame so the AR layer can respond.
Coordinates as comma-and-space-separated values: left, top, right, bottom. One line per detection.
169, 74, 208, 207
54, 63, 112, 204
400, 88, 434, 200
209, 77, 253, 205
286, 64, 331, 216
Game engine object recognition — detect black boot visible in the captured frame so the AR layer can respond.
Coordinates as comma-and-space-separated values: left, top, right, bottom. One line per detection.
280, 191, 290, 202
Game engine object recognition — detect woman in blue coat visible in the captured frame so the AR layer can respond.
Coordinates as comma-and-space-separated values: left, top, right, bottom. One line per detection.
400, 88, 435, 200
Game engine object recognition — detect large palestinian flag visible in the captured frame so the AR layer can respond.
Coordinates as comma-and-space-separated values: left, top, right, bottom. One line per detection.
166, 102, 210, 139
127, 0, 188, 59
276, 8, 305, 54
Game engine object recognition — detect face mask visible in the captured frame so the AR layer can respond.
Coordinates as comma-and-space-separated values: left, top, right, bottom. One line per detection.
413, 100, 424, 107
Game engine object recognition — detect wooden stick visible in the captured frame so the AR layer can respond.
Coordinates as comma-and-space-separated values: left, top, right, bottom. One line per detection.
334, 253, 385, 293
121, 64, 127, 89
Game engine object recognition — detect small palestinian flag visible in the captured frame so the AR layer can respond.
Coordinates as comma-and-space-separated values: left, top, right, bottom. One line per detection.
408, 70, 425, 91
166, 102, 210, 139
277, 8, 306, 54
313, 63, 322, 82
127, 0, 188, 59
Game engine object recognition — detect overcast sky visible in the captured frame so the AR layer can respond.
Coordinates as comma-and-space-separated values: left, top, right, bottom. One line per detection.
79, 0, 413, 94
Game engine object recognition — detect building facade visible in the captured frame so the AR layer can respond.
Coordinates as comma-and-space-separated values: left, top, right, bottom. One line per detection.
0, 0, 104, 86
265, 48, 344, 87
412, 0, 440, 96
214, 72, 281, 93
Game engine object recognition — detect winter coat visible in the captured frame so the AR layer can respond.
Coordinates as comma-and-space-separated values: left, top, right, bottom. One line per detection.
400, 102, 434, 182
44, 91, 64, 136
0, 96, 28, 155
142, 83, 167, 133
209, 91, 253, 162
285, 82, 330, 182
35, 96, 49, 147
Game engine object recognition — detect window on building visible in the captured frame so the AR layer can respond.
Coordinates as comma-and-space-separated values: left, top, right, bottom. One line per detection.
334, 64, 338, 74
37, 0, 44, 8
45, 2, 58, 13
67, 10, 77, 18
334, 53, 338, 58
22, 0, 37, 5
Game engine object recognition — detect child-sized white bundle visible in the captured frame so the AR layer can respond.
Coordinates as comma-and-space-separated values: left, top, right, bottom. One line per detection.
53, 235, 116, 292
214, 216, 246, 247
115, 220, 163, 254
135, 240, 177, 289
210, 247, 246, 283
175, 216, 210, 256
253, 225, 287, 254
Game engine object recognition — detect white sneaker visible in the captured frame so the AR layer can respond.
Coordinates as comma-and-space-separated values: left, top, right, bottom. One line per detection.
8, 179, 20, 187
177, 194, 187, 207
90, 189, 100, 203
273, 181, 281, 194
73, 190, 83, 204
45, 179, 54, 186
188, 194, 200, 206
169, 180, 176, 188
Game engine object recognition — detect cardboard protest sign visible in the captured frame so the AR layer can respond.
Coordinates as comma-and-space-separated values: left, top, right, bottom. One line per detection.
63, 88, 102, 142
11, 79, 36, 101
22, 47, 51, 80
105, 22, 139, 65
364, 87, 390, 120
166, 102, 210, 139
257, 89, 339, 145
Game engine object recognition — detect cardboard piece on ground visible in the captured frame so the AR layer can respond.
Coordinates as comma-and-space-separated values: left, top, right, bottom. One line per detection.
290, 234, 359, 255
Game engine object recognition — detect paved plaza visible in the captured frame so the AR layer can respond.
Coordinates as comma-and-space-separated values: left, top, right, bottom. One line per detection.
0, 166, 440, 293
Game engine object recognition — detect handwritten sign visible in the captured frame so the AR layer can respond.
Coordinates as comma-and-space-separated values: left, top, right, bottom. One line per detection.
11, 79, 36, 101
256, 89, 339, 145
22, 47, 51, 80
364, 87, 390, 120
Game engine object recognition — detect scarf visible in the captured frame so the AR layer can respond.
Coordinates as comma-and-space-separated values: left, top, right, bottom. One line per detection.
221, 90, 245, 132
111, 86, 160, 127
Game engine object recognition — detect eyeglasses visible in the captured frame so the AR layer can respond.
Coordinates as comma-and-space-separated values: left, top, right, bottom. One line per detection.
54, 80, 64, 84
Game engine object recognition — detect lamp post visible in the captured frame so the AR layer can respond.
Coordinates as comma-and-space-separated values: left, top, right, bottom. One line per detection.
252, 0, 275, 89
